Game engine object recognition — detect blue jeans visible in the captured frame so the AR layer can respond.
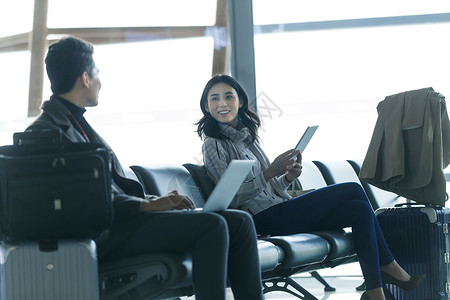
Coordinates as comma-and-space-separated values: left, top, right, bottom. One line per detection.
253, 182, 394, 290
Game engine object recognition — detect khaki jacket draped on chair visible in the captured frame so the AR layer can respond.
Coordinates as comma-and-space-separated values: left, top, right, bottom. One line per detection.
359, 87, 450, 206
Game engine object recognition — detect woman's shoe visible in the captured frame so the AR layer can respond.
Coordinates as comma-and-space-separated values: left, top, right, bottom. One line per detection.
380, 271, 426, 290
360, 291, 370, 300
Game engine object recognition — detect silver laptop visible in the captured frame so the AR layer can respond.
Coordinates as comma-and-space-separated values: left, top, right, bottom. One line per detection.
157, 160, 254, 213
202, 160, 254, 211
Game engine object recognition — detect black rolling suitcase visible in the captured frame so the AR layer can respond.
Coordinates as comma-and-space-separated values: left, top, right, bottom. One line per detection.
375, 204, 450, 300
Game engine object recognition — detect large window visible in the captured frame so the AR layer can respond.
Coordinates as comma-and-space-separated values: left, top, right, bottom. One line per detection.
47, 0, 216, 28
1, 0, 219, 167
0, 52, 30, 120
253, 1, 450, 164
2, 0, 450, 169
0, 0, 35, 144
70, 38, 214, 167
0, 0, 33, 37
253, 0, 450, 24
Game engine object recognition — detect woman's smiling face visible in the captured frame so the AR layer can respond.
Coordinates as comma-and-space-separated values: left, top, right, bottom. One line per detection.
205, 82, 243, 127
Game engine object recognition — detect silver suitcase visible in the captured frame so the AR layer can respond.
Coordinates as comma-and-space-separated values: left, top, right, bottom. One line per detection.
0, 239, 99, 300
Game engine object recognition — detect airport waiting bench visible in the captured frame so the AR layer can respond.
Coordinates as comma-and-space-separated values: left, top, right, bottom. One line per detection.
98, 159, 401, 300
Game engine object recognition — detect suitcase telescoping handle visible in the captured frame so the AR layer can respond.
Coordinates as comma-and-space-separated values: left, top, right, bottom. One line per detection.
376, 203, 446, 224
390, 203, 447, 224
394, 202, 444, 209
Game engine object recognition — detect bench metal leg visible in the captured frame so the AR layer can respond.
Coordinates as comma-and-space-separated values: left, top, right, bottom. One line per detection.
309, 271, 336, 292
262, 277, 319, 300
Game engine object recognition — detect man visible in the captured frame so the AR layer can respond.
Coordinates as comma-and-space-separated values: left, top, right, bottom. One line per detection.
27, 36, 264, 300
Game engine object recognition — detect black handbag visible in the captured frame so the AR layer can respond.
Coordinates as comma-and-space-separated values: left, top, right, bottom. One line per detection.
0, 142, 113, 240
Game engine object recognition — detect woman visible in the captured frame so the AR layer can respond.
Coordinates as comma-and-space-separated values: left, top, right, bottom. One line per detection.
196, 75, 425, 300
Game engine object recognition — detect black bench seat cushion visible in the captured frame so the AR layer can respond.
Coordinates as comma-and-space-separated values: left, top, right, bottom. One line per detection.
183, 163, 215, 201
312, 229, 356, 261
262, 233, 330, 268
131, 165, 206, 208
258, 240, 283, 273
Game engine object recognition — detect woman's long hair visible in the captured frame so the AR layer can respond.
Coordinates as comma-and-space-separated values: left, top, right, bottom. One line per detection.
196, 75, 260, 141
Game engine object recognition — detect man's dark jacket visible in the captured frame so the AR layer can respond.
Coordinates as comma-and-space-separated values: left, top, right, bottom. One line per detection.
27, 97, 147, 259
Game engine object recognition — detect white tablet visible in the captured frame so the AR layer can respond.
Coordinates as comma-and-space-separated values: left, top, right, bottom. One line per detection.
294, 125, 319, 153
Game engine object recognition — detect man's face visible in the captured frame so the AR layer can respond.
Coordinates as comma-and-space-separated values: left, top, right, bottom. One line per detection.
85, 65, 101, 107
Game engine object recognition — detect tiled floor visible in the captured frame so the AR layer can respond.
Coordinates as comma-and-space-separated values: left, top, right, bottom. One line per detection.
181, 262, 366, 300
261, 275, 365, 300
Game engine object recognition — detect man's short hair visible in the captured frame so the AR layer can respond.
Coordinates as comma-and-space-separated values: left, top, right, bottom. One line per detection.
45, 36, 95, 95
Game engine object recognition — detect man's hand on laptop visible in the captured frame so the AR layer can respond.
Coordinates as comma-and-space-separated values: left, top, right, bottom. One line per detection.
141, 190, 195, 212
